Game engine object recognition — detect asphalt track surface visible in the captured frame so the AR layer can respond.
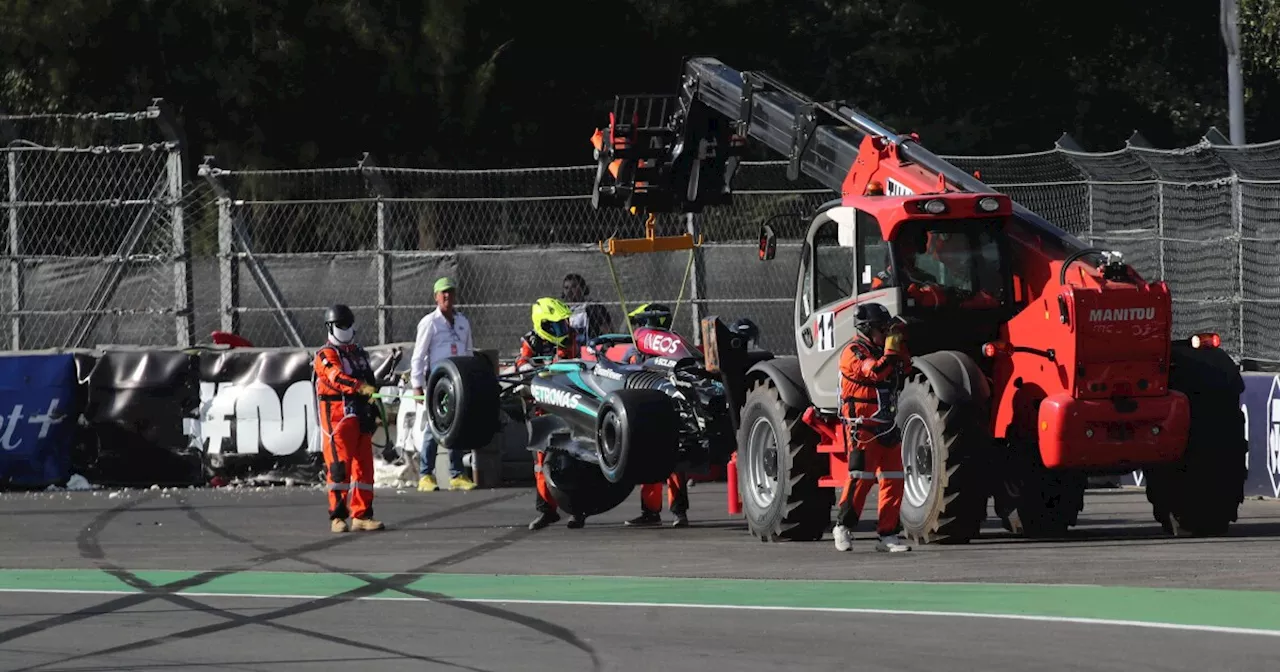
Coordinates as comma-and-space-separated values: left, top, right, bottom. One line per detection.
2, 483, 1280, 671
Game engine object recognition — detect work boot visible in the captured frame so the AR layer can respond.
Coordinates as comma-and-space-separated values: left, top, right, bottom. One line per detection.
875, 533, 910, 553
351, 517, 386, 532
566, 515, 586, 529
625, 511, 661, 527
331, 518, 349, 533
671, 513, 689, 528
529, 511, 561, 531
450, 475, 476, 491
833, 525, 853, 551
418, 475, 439, 492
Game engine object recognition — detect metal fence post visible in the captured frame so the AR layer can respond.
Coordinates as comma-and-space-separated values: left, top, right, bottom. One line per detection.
1085, 181, 1095, 246
1231, 169, 1245, 359
1157, 179, 1166, 281
153, 99, 194, 347
200, 156, 239, 336
5, 150, 19, 350
200, 157, 304, 346
359, 152, 392, 344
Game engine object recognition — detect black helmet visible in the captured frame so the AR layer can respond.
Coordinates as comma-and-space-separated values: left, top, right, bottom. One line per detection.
855, 303, 893, 332
325, 304, 355, 329
730, 317, 760, 343
629, 303, 673, 330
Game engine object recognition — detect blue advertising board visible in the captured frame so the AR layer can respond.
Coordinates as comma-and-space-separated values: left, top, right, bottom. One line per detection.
1240, 372, 1280, 499
0, 353, 77, 487
1121, 371, 1278, 498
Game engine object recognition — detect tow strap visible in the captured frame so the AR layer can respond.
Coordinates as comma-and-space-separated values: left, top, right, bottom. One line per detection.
602, 213, 698, 338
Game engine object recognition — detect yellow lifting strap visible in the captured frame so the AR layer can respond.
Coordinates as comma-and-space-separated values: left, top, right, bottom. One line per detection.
599, 211, 701, 341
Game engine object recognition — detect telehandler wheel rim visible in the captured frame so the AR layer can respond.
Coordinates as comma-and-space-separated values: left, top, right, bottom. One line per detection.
745, 416, 780, 510
901, 414, 935, 509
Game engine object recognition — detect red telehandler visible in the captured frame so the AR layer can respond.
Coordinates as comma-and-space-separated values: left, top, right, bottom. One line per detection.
587, 57, 1247, 544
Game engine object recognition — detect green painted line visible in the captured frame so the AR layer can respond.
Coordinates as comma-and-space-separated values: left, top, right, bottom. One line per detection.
2, 569, 1279, 634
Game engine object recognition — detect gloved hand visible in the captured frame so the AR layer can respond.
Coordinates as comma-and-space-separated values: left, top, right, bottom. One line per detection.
359, 383, 379, 397
884, 333, 905, 354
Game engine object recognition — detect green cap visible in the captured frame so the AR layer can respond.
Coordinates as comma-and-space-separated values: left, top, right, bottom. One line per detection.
433, 277, 456, 293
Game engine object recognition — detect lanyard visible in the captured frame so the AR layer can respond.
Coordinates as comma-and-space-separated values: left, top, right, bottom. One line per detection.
440, 314, 462, 354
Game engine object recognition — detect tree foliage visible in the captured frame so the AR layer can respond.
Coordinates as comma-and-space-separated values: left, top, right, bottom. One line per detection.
2, 0, 1277, 171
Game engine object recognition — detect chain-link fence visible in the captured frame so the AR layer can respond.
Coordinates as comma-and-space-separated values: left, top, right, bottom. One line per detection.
0, 102, 206, 350
6, 103, 1280, 368
192, 156, 831, 353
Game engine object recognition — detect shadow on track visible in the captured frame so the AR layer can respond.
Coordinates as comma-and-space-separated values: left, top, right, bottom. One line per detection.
1, 489, 603, 672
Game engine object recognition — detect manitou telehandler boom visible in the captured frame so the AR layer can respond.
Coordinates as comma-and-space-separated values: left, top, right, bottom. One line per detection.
588, 56, 1246, 544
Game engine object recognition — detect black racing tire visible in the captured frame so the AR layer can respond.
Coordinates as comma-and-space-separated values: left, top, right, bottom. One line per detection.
544, 449, 636, 518
595, 389, 680, 485
736, 378, 832, 542
426, 355, 501, 450
994, 445, 1087, 538
896, 373, 989, 545
1145, 344, 1247, 537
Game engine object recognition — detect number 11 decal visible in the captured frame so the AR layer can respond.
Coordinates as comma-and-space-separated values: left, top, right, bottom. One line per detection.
815, 312, 836, 351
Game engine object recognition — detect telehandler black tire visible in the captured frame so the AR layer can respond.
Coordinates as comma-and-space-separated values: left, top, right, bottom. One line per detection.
1144, 344, 1247, 537
736, 378, 832, 542
895, 373, 989, 544
995, 446, 1087, 538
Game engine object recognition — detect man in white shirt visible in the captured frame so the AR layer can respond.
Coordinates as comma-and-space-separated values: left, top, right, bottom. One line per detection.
411, 277, 477, 492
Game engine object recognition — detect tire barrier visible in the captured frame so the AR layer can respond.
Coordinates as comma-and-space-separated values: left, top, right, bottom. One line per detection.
0, 343, 412, 489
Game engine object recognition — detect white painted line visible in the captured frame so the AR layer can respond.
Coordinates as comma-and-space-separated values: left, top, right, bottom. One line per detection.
2, 588, 1278, 639
4, 567, 1168, 592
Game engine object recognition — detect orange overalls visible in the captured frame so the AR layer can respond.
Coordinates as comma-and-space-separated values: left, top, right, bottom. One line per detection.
640, 473, 688, 517
836, 332, 908, 535
314, 343, 378, 521
517, 330, 579, 515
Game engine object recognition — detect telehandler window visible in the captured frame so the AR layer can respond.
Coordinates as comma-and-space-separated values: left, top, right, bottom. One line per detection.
812, 219, 856, 309
856, 211, 891, 293
895, 219, 1007, 307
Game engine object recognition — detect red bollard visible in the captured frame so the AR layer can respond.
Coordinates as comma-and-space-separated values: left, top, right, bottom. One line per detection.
726, 453, 742, 515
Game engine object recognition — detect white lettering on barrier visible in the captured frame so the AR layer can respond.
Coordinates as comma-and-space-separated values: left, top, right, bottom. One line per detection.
186, 381, 320, 456
1267, 376, 1280, 498
1241, 402, 1250, 475
0, 398, 65, 451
